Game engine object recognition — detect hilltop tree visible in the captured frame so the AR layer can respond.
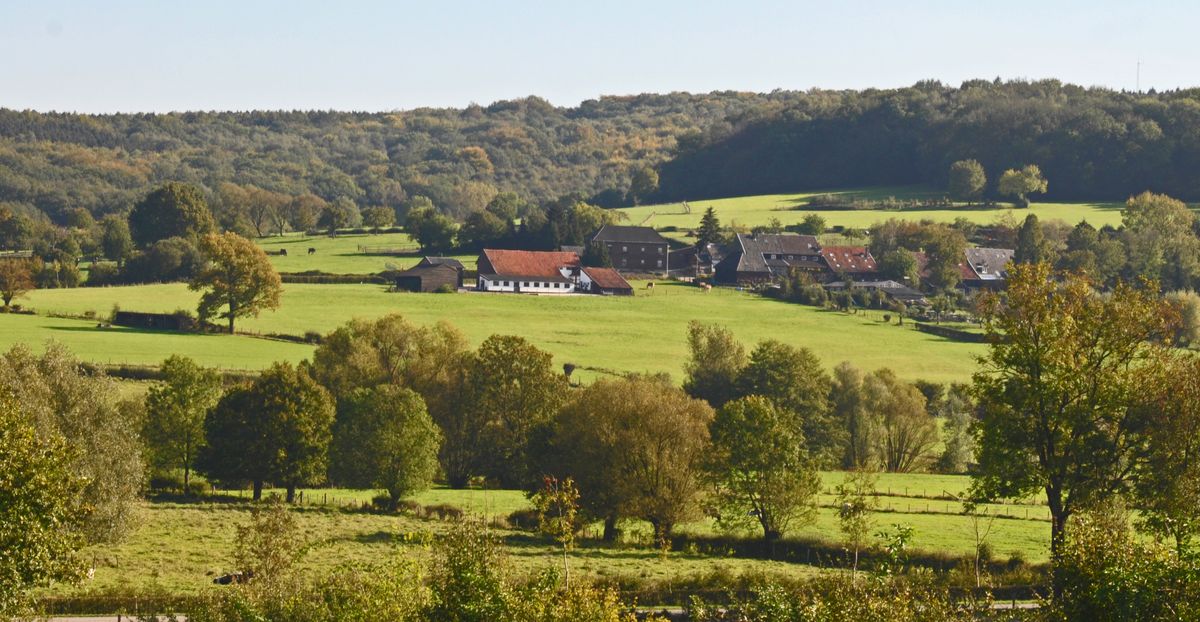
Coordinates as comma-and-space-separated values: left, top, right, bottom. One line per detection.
463, 335, 567, 487
190, 232, 283, 333
128, 182, 216, 247
735, 340, 839, 465
707, 396, 821, 542
682, 321, 747, 409
143, 355, 223, 491
971, 262, 1172, 583
948, 159, 987, 203
0, 259, 34, 308
200, 362, 335, 502
696, 207, 721, 247
0, 395, 86, 616
629, 165, 659, 205
330, 385, 441, 510
997, 164, 1048, 208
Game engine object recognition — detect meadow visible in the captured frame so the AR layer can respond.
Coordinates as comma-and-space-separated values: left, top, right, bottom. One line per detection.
617, 186, 1125, 233
60, 471, 1050, 599
19, 280, 983, 383
255, 231, 477, 274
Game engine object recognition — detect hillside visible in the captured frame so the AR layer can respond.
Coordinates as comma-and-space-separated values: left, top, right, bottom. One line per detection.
5, 80, 1200, 229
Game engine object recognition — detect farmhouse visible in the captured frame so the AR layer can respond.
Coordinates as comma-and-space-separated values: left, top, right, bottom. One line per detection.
959, 247, 1014, 290
819, 246, 878, 281
715, 233, 822, 284
393, 257, 464, 292
476, 249, 581, 293
591, 224, 670, 273
580, 266, 634, 295
668, 242, 726, 277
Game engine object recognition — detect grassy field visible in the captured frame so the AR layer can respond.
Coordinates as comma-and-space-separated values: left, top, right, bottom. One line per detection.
57, 472, 1051, 598
0, 313, 312, 370
255, 231, 477, 274
617, 186, 1124, 233
20, 281, 983, 383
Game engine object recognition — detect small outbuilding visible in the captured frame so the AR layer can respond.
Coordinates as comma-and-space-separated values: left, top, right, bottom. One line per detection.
393, 258, 464, 292
581, 266, 634, 296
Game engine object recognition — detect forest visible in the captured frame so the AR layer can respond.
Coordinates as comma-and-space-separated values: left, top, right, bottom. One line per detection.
5, 80, 1200, 230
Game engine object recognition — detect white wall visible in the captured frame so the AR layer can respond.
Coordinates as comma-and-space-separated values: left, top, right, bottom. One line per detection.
478, 275, 575, 293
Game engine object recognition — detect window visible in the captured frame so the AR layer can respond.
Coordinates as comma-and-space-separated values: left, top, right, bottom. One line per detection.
656, 260, 662, 267
640, 259, 645, 265
658, 247, 664, 254
622, 246, 627, 252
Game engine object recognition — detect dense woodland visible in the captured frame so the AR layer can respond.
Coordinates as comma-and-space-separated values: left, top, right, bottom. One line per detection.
5, 80, 1200, 230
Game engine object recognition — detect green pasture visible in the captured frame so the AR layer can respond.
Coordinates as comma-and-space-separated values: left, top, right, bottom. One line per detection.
255, 231, 477, 274
0, 313, 312, 370
59, 471, 1051, 598
618, 187, 1124, 233
21, 281, 983, 383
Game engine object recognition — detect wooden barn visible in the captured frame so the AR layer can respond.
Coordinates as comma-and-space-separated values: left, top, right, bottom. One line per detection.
581, 266, 634, 295
393, 257, 464, 292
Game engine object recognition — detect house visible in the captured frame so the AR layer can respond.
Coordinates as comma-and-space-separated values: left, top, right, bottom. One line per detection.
393, 262, 463, 292
580, 266, 633, 296
591, 224, 670, 273
714, 233, 823, 284
959, 248, 1014, 289
476, 249, 581, 293
819, 246, 879, 281
825, 280, 928, 305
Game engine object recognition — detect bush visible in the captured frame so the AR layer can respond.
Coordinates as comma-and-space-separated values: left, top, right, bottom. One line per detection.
148, 473, 184, 492
506, 508, 540, 531
434, 284, 456, 294
424, 504, 465, 521
187, 480, 211, 496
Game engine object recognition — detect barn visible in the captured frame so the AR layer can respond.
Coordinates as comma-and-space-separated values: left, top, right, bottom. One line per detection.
581, 266, 633, 296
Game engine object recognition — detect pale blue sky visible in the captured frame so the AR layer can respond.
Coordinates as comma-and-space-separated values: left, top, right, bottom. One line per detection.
1, 0, 1196, 113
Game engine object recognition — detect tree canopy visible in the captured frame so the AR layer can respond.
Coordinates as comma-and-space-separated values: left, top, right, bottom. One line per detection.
190, 232, 283, 333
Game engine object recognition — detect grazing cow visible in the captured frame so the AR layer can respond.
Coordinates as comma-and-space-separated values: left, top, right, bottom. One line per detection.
701, 283, 712, 293
279, 248, 287, 256
307, 247, 316, 255
645, 282, 655, 290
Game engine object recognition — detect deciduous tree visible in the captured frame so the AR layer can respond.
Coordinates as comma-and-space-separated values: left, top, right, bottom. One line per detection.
1122, 191, 1200, 291
1133, 355, 1200, 553
864, 369, 936, 473
143, 355, 222, 491
0, 259, 34, 308
0, 395, 86, 616
707, 396, 820, 541
997, 164, 1048, 208
682, 321, 747, 409
190, 232, 283, 333
128, 182, 216, 247
971, 262, 1173, 580
330, 385, 441, 509
948, 159, 986, 203
735, 340, 838, 465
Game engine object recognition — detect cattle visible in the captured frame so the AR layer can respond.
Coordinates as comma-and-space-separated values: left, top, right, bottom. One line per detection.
279, 248, 287, 256
308, 247, 316, 255
645, 282, 655, 290
213, 570, 253, 585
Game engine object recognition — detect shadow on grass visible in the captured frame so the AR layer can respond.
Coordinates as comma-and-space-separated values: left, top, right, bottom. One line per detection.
45, 324, 223, 338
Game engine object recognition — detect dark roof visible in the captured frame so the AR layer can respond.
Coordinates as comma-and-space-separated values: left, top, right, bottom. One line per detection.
582, 266, 633, 290
480, 249, 580, 280
396, 263, 460, 277
730, 233, 822, 274
962, 248, 1014, 281
592, 224, 669, 245
416, 256, 465, 270
820, 246, 878, 273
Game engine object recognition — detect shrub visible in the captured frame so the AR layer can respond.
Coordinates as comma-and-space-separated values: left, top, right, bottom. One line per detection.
506, 508, 540, 531
434, 284, 456, 294
424, 504, 465, 521
148, 473, 184, 492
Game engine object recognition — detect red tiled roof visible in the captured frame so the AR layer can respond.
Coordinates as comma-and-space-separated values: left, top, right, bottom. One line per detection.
582, 266, 632, 290
481, 249, 579, 279
820, 246, 878, 273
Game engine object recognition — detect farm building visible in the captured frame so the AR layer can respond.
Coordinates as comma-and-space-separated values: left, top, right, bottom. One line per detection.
668, 242, 726, 277
959, 247, 1014, 290
580, 266, 633, 295
715, 233, 823, 284
393, 262, 463, 292
819, 246, 879, 281
476, 249, 581, 293
591, 224, 670, 273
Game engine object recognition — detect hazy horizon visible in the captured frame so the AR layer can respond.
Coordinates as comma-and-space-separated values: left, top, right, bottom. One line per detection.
3, 0, 1198, 114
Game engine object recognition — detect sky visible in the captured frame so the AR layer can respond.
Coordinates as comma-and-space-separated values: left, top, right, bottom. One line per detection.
1, 0, 1197, 113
